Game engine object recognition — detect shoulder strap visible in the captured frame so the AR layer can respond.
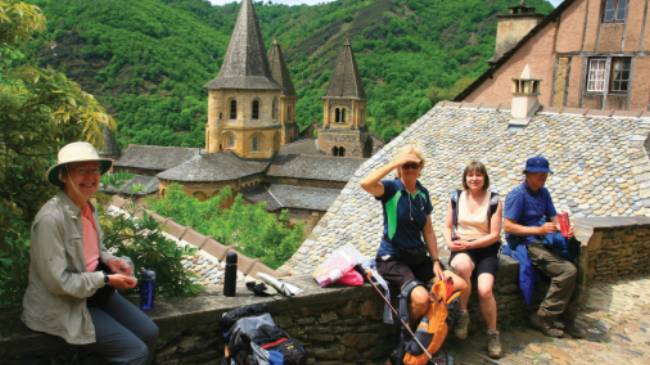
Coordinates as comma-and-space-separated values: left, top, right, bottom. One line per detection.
450, 189, 461, 231
487, 192, 499, 230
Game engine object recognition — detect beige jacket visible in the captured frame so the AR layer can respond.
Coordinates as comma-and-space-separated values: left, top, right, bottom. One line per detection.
21, 191, 115, 344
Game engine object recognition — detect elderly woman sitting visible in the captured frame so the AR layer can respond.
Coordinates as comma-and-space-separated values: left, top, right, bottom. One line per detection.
22, 141, 159, 364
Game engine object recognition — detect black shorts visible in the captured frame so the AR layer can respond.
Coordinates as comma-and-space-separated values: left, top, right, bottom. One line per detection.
449, 243, 500, 278
376, 256, 434, 298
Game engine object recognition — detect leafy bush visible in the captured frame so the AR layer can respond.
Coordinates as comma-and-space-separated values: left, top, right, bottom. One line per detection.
100, 209, 203, 298
0, 203, 30, 309
101, 171, 135, 188
147, 184, 304, 269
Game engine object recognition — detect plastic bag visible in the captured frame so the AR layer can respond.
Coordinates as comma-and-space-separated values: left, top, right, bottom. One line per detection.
312, 244, 365, 287
335, 268, 364, 286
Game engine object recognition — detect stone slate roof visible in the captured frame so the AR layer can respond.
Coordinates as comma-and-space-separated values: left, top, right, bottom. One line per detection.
268, 39, 296, 96
268, 154, 365, 182
102, 174, 160, 196
115, 145, 200, 172
99, 127, 120, 158
325, 40, 366, 100
206, 0, 280, 91
277, 138, 324, 156
243, 184, 341, 212
283, 102, 650, 274
157, 152, 270, 182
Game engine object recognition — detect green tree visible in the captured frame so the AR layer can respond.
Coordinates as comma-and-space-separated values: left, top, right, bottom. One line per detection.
0, 0, 115, 308
99, 211, 203, 298
148, 184, 304, 269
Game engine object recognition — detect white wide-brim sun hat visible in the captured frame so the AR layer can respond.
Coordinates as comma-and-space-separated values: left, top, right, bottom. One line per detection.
46, 141, 113, 187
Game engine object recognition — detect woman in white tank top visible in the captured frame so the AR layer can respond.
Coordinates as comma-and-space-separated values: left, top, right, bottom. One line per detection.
443, 161, 503, 359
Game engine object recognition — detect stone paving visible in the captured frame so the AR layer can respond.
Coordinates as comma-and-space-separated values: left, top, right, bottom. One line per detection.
446, 275, 650, 365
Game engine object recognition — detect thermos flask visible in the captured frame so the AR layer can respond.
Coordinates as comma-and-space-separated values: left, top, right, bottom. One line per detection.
139, 269, 156, 311
223, 252, 237, 297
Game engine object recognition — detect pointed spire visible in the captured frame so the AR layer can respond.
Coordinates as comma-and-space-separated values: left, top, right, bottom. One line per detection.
206, 0, 280, 90
325, 39, 366, 99
268, 39, 296, 96
99, 127, 120, 158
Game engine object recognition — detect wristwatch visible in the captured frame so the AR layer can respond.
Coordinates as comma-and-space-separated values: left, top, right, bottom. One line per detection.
103, 273, 110, 285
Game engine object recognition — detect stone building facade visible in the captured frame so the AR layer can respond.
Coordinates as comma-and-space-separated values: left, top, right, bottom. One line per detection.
204, 0, 284, 160
318, 40, 372, 158
457, 0, 650, 111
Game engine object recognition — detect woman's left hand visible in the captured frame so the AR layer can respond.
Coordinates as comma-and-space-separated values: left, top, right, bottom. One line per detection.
449, 239, 471, 251
107, 258, 133, 276
433, 260, 444, 281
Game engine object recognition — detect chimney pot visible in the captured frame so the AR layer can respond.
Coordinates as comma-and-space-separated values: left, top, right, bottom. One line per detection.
510, 64, 541, 126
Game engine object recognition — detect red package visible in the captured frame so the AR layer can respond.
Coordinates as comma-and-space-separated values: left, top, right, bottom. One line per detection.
335, 268, 364, 286
558, 212, 571, 237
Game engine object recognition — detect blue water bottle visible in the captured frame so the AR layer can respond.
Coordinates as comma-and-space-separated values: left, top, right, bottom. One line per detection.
139, 269, 156, 311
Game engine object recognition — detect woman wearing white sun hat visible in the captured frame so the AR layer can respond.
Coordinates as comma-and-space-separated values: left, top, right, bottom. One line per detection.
22, 141, 158, 364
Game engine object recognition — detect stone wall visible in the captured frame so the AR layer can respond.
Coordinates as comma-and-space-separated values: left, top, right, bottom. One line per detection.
4, 217, 650, 364
575, 216, 650, 283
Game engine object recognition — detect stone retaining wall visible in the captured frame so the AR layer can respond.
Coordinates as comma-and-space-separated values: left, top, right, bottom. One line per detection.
575, 216, 650, 283
4, 217, 650, 364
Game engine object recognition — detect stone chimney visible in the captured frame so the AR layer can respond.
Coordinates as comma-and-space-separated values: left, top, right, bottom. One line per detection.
510, 64, 540, 126
492, 1, 543, 63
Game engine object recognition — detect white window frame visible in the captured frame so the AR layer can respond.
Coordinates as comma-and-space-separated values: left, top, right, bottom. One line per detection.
585, 56, 632, 95
586, 58, 607, 93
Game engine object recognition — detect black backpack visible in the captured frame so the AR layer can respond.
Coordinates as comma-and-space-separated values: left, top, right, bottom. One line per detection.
220, 304, 307, 365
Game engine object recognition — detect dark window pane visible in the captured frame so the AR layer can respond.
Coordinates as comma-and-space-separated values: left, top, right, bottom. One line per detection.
603, 0, 616, 22
230, 100, 237, 119
616, 0, 628, 21
252, 100, 259, 119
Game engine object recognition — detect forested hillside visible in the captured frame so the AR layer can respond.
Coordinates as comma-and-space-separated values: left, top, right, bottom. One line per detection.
27, 0, 553, 146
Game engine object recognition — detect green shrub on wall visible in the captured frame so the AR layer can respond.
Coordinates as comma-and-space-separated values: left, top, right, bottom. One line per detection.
0, 211, 30, 309
148, 184, 304, 269
100, 210, 203, 298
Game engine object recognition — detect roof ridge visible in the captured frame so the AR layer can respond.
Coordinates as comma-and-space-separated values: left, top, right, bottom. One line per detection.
265, 185, 283, 208
434, 101, 650, 119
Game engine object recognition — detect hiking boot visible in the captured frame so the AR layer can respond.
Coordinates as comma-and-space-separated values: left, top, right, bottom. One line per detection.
487, 330, 502, 359
454, 310, 470, 339
530, 313, 564, 338
564, 320, 586, 338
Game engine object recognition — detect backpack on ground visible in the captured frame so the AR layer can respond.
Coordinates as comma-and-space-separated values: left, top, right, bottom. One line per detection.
391, 279, 460, 365
403, 279, 460, 365
220, 304, 307, 365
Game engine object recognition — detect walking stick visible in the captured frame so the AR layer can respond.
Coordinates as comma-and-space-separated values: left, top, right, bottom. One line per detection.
354, 265, 434, 362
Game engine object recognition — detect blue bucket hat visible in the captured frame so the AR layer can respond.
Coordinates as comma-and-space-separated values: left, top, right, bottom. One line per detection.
523, 156, 552, 174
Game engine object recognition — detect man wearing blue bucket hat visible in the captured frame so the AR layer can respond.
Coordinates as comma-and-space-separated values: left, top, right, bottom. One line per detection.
503, 156, 585, 339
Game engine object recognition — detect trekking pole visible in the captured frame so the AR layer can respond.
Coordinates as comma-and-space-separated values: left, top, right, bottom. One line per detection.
354, 265, 433, 362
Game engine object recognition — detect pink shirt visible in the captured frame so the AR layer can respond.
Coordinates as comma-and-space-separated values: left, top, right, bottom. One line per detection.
81, 205, 99, 272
